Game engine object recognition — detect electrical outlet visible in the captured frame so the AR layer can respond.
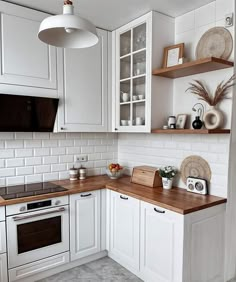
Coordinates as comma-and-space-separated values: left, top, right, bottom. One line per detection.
76, 155, 88, 162
225, 13, 233, 27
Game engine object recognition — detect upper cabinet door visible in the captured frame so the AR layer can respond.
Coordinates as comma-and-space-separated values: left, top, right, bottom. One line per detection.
0, 2, 57, 93
58, 28, 109, 132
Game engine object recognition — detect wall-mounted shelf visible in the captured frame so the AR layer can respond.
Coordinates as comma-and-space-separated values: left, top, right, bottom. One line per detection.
151, 129, 231, 134
152, 57, 234, 79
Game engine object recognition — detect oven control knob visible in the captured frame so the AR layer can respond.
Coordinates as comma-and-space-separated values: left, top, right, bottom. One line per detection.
55, 200, 61, 206
19, 206, 26, 212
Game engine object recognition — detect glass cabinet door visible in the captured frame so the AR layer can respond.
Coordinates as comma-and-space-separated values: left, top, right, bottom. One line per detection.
118, 22, 147, 130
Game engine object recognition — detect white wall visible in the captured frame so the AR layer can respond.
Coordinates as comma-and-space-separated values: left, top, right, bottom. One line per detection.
118, 133, 229, 197
0, 132, 117, 187
174, 0, 234, 128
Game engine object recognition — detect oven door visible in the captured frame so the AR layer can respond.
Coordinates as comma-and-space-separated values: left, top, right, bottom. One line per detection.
7, 205, 69, 269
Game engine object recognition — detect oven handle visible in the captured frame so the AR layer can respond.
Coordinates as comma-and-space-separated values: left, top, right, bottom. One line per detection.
12, 207, 66, 222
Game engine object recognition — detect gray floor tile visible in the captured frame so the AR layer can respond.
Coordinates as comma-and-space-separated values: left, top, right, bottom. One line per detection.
37, 257, 142, 282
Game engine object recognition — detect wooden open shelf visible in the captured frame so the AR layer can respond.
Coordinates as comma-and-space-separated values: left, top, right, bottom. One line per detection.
152, 57, 234, 79
151, 129, 231, 134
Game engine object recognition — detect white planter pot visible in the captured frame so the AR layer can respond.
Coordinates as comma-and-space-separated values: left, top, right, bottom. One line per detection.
162, 178, 173, 189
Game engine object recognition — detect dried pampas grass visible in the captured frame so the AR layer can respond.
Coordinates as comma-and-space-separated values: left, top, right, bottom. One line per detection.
186, 74, 236, 106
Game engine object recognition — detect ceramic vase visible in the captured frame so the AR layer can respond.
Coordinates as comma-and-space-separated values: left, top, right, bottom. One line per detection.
192, 116, 203, 129
162, 177, 173, 189
203, 106, 224, 129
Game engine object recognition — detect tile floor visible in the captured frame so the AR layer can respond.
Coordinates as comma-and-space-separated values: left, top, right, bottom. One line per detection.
37, 257, 142, 282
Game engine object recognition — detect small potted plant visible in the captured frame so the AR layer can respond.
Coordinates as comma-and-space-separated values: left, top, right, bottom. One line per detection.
158, 166, 178, 189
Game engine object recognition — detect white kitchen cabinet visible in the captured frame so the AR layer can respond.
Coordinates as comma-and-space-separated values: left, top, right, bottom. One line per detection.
0, 1, 58, 98
140, 201, 226, 282
0, 253, 7, 282
70, 190, 101, 261
140, 201, 184, 282
108, 190, 140, 274
0, 222, 6, 255
58, 29, 110, 132
112, 11, 174, 132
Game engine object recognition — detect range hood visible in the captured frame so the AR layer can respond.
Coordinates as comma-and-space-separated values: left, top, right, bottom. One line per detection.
0, 94, 59, 132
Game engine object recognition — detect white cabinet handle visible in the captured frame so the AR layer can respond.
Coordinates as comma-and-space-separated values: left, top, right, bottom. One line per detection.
154, 207, 165, 214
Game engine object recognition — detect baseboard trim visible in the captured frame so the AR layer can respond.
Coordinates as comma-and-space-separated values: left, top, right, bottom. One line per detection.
16, 251, 108, 282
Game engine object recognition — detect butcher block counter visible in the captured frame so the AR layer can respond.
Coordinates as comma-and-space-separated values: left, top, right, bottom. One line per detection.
0, 175, 226, 214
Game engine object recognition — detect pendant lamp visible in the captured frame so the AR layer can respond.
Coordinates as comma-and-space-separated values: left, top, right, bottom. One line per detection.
38, 0, 98, 48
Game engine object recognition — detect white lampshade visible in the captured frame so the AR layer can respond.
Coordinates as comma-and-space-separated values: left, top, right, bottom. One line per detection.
38, 2, 98, 48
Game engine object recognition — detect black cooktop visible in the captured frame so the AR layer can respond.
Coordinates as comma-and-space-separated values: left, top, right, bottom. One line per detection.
0, 182, 67, 200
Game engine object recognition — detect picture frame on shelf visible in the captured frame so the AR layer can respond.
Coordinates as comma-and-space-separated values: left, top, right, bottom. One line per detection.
176, 114, 187, 129
163, 43, 184, 68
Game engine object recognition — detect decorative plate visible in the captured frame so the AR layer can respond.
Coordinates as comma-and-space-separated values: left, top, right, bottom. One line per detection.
196, 27, 233, 60
180, 155, 212, 184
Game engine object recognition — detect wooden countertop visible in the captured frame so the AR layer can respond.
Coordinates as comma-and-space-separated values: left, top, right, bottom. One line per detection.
0, 175, 227, 214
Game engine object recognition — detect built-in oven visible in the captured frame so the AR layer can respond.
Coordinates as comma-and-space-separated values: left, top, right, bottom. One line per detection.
6, 196, 69, 269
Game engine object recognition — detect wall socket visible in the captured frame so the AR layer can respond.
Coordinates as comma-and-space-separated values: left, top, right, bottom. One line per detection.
76, 155, 88, 162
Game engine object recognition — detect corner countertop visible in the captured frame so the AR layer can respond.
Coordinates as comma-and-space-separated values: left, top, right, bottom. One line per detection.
0, 175, 227, 214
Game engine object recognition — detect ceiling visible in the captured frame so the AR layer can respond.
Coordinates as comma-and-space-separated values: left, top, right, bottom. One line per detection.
5, 0, 215, 30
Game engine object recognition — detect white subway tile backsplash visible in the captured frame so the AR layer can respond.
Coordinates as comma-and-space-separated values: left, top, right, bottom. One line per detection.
34, 148, 50, 156
24, 140, 42, 148
34, 165, 51, 174
51, 164, 67, 172
50, 133, 66, 139
15, 132, 33, 140
5, 140, 24, 149
66, 147, 81, 154
51, 147, 66, 156
43, 156, 59, 165
16, 167, 34, 176
0, 160, 4, 168
118, 133, 230, 197
0, 133, 14, 140
6, 158, 24, 168
42, 140, 58, 148
0, 168, 15, 177
43, 173, 59, 182
59, 140, 74, 147
59, 171, 69, 180
81, 146, 94, 154
25, 174, 43, 184
74, 139, 87, 146
33, 133, 50, 139
59, 155, 74, 163
6, 176, 24, 186
15, 149, 33, 158
25, 157, 42, 166
0, 149, 14, 158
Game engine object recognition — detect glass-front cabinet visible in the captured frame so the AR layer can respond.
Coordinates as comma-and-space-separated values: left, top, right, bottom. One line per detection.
113, 12, 175, 132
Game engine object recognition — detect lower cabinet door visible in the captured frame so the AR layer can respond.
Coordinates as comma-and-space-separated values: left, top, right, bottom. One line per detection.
140, 201, 184, 282
0, 253, 8, 282
70, 191, 101, 261
109, 191, 140, 273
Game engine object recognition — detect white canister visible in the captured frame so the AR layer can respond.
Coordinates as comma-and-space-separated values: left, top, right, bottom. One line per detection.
69, 167, 78, 181
79, 166, 87, 180
168, 116, 176, 128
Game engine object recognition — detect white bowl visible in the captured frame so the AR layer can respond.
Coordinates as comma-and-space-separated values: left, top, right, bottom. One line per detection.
138, 94, 145, 100
106, 169, 123, 179
133, 95, 138, 101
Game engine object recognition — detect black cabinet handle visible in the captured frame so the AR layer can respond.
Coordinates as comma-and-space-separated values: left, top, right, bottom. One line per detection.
81, 193, 92, 198
115, 128, 118, 131
154, 207, 165, 214
120, 195, 128, 200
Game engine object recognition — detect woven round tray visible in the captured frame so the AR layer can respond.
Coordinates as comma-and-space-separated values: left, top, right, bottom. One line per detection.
196, 27, 233, 60
180, 155, 212, 184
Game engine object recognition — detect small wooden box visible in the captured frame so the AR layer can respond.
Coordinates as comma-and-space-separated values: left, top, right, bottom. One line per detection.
131, 166, 162, 187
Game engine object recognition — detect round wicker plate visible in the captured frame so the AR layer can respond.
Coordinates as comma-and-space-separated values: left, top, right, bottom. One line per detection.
180, 155, 212, 184
196, 27, 233, 60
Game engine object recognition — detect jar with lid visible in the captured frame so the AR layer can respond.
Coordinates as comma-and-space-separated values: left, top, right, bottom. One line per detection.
69, 166, 78, 181
79, 166, 87, 180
